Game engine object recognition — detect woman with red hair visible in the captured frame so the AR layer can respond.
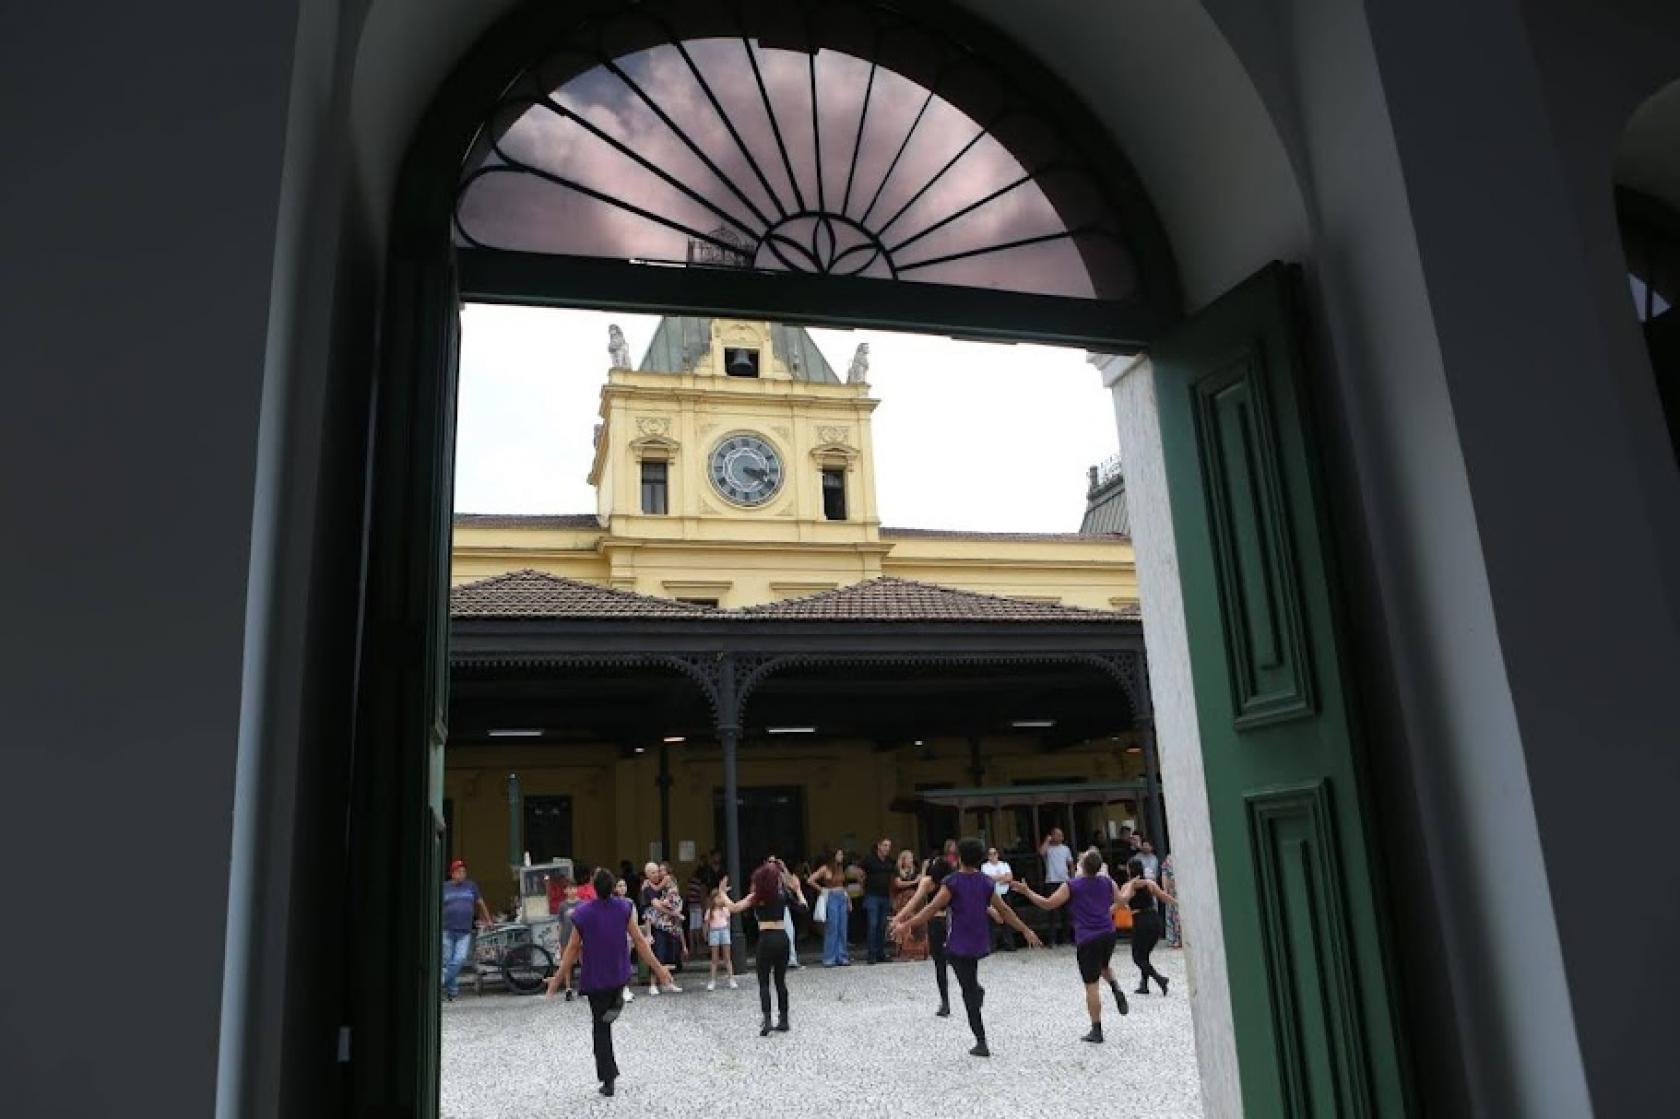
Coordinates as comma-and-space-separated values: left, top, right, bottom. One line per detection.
719, 858, 808, 1036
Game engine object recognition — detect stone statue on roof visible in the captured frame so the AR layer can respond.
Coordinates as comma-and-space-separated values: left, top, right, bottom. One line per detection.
846, 342, 870, 385
608, 324, 632, 369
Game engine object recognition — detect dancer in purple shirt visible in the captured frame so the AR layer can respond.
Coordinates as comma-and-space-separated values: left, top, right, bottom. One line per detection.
891, 837, 1041, 1057
1011, 848, 1133, 1042
552, 868, 674, 1098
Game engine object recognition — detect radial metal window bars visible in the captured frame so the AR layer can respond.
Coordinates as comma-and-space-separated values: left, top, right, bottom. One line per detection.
455, 0, 1153, 303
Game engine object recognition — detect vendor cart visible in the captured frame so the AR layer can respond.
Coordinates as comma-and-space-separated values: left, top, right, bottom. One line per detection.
467, 859, 573, 995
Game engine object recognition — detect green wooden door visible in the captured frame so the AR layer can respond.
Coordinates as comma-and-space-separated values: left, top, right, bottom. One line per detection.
1153, 264, 1410, 1116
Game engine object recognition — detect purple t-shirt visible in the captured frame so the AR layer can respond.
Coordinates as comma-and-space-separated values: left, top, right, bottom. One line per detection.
1069, 875, 1117, 945
442, 879, 481, 934
942, 870, 995, 959
573, 896, 634, 994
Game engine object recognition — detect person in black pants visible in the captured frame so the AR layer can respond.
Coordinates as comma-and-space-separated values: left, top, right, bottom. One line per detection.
1120, 857, 1176, 995
720, 858, 807, 1035
893, 850, 956, 1015
1038, 828, 1076, 945
552, 868, 673, 1098
893, 838, 1042, 1057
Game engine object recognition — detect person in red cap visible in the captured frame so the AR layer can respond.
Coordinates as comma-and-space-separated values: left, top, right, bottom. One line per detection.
441, 859, 493, 1001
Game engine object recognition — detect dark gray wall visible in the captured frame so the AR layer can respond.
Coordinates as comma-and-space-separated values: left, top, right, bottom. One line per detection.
0, 2, 302, 1113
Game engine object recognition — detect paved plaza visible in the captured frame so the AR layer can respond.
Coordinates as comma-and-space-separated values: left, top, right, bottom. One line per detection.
441, 944, 1203, 1118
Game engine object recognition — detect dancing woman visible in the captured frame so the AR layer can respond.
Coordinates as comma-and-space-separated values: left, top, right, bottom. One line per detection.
893, 849, 956, 1015
552, 868, 674, 1098
1010, 848, 1130, 1043
892, 838, 1042, 1057
1121, 857, 1176, 995
720, 859, 807, 1036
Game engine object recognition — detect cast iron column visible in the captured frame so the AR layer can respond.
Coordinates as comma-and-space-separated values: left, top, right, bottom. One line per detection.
657, 743, 672, 863
1137, 719, 1167, 855
506, 772, 523, 874
716, 655, 747, 971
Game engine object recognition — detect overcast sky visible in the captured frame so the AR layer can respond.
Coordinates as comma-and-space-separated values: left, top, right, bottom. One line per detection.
454, 304, 1120, 533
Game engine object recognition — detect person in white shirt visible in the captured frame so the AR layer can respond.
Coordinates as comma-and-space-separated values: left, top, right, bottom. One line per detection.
1038, 828, 1076, 946
980, 846, 1016, 951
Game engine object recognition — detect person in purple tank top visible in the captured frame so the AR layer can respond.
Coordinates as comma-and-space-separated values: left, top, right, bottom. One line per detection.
891, 837, 1041, 1057
1012, 848, 1132, 1043
552, 868, 674, 1098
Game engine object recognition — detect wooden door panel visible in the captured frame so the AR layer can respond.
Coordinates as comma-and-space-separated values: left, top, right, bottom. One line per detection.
1154, 263, 1409, 1117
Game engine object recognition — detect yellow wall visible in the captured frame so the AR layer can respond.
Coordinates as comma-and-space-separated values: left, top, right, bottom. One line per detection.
445, 734, 1147, 903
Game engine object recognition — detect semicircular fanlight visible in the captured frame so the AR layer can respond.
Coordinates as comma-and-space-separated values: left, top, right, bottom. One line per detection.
456, 0, 1151, 303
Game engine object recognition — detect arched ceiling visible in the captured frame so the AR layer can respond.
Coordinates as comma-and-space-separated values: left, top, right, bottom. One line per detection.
1618, 78, 1680, 215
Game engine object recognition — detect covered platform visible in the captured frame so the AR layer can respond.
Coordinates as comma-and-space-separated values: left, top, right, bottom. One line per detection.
447, 571, 1162, 905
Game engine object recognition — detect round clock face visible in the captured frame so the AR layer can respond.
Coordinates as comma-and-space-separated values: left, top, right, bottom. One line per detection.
708, 433, 784, 507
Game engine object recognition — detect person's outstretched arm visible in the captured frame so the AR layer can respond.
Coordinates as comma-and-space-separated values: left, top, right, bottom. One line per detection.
989, 892, 1043, 947
1009, 881, 1069, 910
893, 875, 937, 925
626, 909, 674, 988
892, 884, 952, 934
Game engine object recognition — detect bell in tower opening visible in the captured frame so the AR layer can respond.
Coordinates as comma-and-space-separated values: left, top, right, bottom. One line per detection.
724, 347, 761, 378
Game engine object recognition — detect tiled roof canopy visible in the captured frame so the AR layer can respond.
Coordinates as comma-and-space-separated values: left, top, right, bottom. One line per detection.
451, 572, 1138, 623
450, 570, 711, 618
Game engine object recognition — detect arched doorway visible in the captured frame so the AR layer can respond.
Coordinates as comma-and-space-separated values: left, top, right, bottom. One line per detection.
349, 2, 1410, 1114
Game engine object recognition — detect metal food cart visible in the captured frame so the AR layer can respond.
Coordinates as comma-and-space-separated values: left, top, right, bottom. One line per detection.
468, 858, 573, 995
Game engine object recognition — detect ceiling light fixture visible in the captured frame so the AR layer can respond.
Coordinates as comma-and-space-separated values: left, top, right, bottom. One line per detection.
766, 726, 816, 735
662, 735, 686, 744
1125, 746, 1142, 755
1010, 719, 1055, 729
913, 739, 925, 747
488, 728, 544, 738
633, 746, 647, 754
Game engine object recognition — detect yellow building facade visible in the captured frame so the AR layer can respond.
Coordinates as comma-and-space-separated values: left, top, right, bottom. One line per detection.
446, 318, 1146, 896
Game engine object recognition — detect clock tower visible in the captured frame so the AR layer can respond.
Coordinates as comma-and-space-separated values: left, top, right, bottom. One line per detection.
586, 317, 887, 603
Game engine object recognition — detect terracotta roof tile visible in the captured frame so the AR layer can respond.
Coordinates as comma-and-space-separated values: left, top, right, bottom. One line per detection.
450, 569, 710, 618
736, 577, 1134, 622
452, 572, 1140, 623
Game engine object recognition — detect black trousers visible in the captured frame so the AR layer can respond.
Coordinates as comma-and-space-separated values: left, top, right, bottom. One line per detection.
756, 928, 791, 1018
949, 955, 986, 1044
1131, 910, 1164, 984
929, 916, 950, 1006
585, 989, 622, 1084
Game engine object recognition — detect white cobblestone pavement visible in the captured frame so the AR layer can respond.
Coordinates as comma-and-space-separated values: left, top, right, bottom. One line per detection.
441, 944, 1202, 1118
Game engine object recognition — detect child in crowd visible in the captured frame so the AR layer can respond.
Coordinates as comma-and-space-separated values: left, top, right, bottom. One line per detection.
705, 888, 738, 991
544, 879, 584, 1000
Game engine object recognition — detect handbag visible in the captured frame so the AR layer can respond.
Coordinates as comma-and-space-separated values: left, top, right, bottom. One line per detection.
811, 889, 828, 924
